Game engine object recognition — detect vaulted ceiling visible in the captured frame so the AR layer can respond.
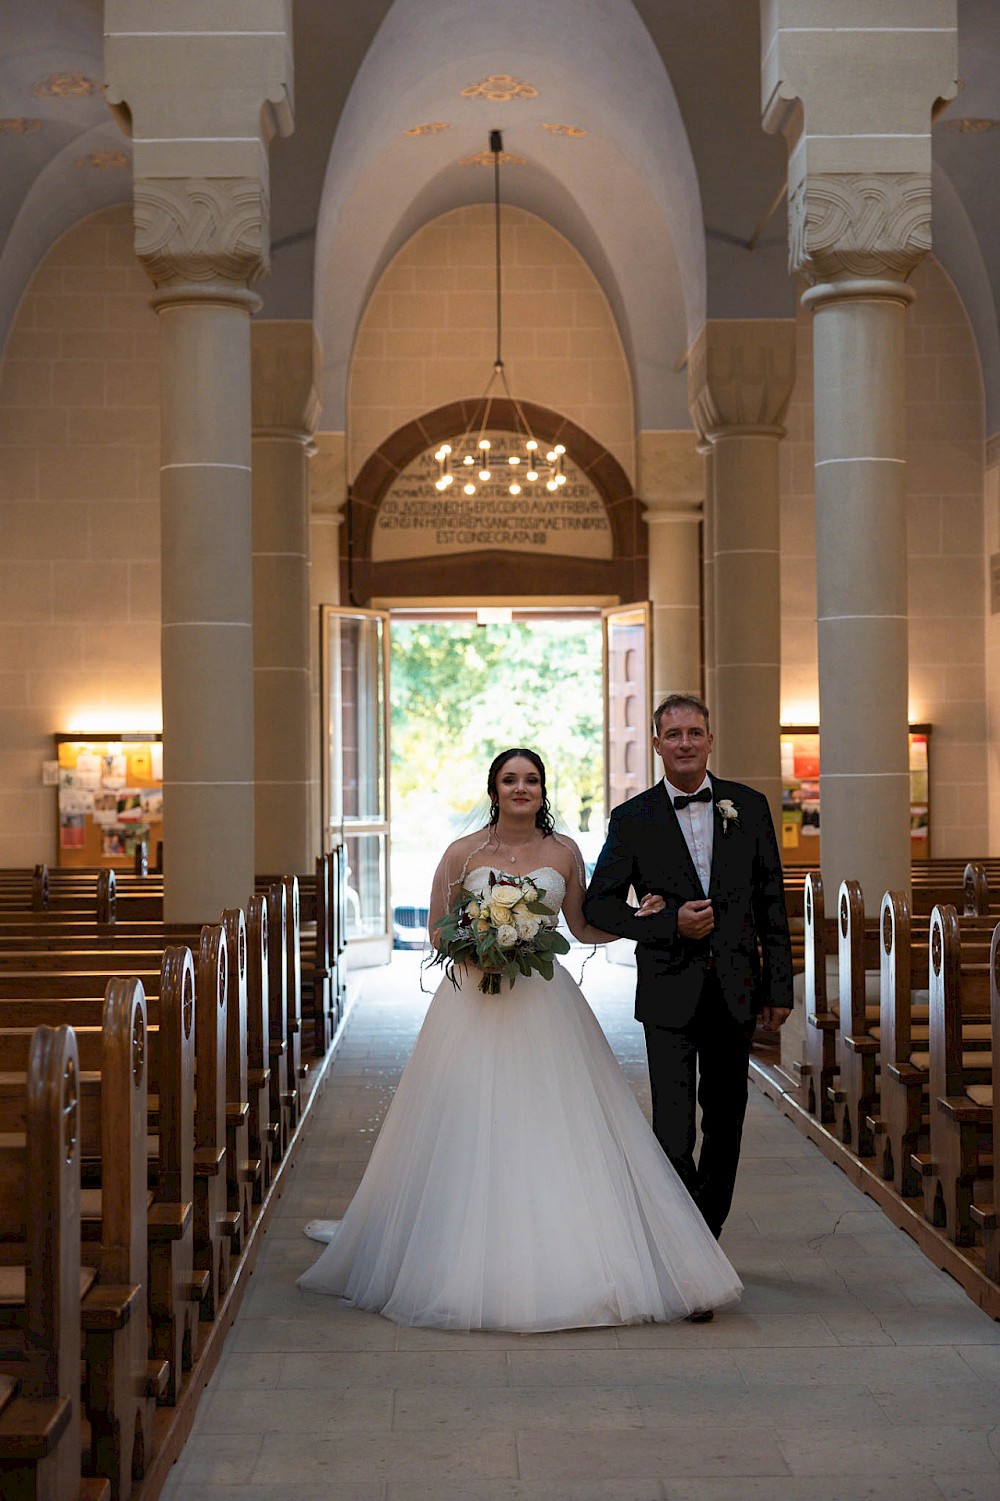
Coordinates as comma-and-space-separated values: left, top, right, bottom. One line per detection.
2, 1, 999, 431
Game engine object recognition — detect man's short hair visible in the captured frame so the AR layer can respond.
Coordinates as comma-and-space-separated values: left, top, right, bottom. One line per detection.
653, 693, 711, 737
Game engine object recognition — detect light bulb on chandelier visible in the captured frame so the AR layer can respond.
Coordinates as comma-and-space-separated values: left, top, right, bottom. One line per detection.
433, 129, 568, 499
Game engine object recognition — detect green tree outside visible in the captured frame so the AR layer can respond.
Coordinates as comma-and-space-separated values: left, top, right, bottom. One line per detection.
389, 619, 604, 906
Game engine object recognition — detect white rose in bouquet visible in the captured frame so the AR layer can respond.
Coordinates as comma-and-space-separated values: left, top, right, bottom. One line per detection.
489, 882, 521, 907
496, 923, 518, 948
466, 899, 480, 919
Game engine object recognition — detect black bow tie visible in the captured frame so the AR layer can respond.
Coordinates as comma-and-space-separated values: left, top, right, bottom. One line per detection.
673, 787, 713, 810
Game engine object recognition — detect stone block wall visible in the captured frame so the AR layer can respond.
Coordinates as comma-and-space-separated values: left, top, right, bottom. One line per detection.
0, 204, 160, 864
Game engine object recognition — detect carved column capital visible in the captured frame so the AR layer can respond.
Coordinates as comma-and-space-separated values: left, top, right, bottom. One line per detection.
687, 320, 797, 443
135, 176, 270, 294
789, 172, 932, 287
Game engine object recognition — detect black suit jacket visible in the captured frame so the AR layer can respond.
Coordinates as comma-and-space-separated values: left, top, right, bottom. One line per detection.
583, 774, 793, 1028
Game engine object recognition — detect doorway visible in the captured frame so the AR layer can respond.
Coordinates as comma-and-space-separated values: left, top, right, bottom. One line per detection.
321, 601, 651, 963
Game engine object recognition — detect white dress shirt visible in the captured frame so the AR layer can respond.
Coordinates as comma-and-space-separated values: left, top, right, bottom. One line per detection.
664, 774, 714, 896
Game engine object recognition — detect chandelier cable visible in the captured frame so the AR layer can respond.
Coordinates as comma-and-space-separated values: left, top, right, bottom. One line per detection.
432, 130, 568, 498
491, 128, 503, 369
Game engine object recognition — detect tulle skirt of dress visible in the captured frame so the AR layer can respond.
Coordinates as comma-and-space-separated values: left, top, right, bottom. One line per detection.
298, 960, 742, 1330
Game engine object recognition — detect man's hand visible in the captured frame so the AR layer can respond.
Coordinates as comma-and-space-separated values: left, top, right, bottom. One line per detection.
677, 898, 714, 940
760, 1006, 791, 1031
635, 893, 666, 918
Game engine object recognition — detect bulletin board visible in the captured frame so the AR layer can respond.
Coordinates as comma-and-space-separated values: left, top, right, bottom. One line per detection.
48, 734, 163, 869
780, 725, 930, 867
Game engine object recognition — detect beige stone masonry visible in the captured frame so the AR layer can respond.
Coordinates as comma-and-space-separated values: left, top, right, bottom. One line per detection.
251, 321, 321, 876
106, 1, 294, 922
639, 431, 704, 713
688, 320, 797, 832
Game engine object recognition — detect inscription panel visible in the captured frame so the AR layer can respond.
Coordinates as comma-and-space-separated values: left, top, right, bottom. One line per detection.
372, 432, 612, 561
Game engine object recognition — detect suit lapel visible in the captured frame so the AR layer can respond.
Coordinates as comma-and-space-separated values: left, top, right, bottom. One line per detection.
707, 774, 731, 899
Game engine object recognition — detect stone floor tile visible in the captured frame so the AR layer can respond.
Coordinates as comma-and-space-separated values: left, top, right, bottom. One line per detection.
210, 1351, 285, 1391
931, 1475, 1000, 1501
384, 1484, 666, 1501
160, 1485, 386, 1501
194, 1382, 393, 1434
733, 1344, 973, 1388
228, 1313, 397, 1353
170, 1432, 265, 1485
954, 1345, 1000, 1382
507, 1348, 744, 1387
394, 1323, 621, 1350
250, 1427, 519, 1484
614, 1312, 838, 1348
392, 1382, 644, 1431
873, 1378, 1000, 1427
515, 1424, 788, 1480
634, 1380, 874, 1428
778, 1423, 1000, 1477
276, 1349, 512, 1388
664, 1479, 945, 1501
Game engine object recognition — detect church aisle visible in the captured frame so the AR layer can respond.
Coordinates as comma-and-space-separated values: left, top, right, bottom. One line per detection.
160, 952, 1000, 1501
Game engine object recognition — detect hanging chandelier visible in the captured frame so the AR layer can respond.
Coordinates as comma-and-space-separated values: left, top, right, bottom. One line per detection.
434, 129, 568, 498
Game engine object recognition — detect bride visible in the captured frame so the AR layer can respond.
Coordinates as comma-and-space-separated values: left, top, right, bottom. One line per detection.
299, 747, 741, 1330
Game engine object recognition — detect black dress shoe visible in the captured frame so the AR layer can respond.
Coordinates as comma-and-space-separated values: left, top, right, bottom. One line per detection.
685, 1309, 714, 1323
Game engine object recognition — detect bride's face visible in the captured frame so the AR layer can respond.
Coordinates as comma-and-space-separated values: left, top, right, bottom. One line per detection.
494, 757, 543, 820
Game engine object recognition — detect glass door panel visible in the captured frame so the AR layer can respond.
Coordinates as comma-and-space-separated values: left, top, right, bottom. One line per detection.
602, 602, 652, 812
321, 607, 390, 964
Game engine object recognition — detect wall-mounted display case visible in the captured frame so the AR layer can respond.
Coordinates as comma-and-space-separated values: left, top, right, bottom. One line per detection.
780, 725, 929, 866
49, 734, 163, 869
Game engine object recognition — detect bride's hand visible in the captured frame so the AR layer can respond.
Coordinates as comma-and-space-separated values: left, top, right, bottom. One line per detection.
635, 893, 665, 918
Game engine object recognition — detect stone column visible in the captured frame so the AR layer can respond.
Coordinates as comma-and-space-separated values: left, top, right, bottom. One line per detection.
309, 435, 348, 849
689, 321, 797, 831
762, 0, 957, 900
639, 432, 704, 706
251, 323, 321, 875
699, 438, 716, 709
106, 5, 293, 923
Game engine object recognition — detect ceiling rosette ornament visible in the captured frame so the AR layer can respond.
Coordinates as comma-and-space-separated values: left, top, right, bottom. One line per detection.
133, 177, 270, 289
789, 172, 932, 285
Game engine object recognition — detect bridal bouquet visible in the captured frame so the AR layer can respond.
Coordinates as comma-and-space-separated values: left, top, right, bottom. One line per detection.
430, 870, 570, 994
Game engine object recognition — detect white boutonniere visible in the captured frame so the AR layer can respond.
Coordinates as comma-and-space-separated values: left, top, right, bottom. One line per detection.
717, 798, 739, 834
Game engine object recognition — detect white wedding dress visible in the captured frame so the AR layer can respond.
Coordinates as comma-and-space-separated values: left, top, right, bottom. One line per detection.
299, 866, 742, 1330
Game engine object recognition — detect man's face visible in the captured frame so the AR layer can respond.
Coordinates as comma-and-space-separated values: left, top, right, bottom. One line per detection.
653, 706, 713, 791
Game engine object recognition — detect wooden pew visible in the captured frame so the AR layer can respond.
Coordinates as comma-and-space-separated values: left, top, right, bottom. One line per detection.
872, 890, 929, 1196
146, 947, 202, 1405
193, 926, 240, 1321
221, 909, 254, 1256
913, 905, 993, 1246
265, 883, 291, 1163
827, 880, 879, 1158
0, 1024, 109, 1501
824, 883, 993, 1174
797, 865, 992, 1127
0, 981, 164, 1498
245, 895, 273, 1204
971, 924, 1000, 1276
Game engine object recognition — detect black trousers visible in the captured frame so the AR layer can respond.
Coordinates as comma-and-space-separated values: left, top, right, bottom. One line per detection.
643, 971, 756, 1238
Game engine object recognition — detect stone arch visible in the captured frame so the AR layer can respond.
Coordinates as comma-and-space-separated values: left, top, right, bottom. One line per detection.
343, 399, 645, 604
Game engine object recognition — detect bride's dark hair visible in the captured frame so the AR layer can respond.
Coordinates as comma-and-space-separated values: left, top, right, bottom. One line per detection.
487, 748, 555, 836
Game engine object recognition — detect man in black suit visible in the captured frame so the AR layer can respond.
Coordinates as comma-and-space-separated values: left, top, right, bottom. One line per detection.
584, 693, 792, 1244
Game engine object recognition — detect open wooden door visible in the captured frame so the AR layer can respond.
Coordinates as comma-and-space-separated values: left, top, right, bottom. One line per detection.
321, 606, 391, 966
602, 602, 653, 813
